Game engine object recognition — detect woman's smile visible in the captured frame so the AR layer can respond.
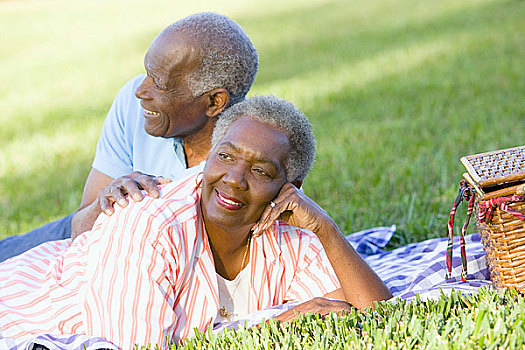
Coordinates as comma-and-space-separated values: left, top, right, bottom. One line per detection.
215, 189, 245, 210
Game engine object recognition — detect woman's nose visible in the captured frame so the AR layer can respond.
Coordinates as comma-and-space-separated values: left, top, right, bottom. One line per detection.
135, 76, 153, 100
222, 165, 248, 190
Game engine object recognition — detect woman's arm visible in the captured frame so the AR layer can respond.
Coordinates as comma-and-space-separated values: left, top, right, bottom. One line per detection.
252, 182, 392, 310
310, 217, 392, 309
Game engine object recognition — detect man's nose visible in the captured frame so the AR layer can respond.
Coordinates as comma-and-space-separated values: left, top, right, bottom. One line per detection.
135, 76, 152, 100
222, 165, 248, 190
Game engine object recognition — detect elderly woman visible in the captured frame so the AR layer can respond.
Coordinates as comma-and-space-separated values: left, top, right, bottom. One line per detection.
0, 96, 391, 349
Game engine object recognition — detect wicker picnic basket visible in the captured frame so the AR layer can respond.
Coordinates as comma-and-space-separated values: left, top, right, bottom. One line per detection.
447, 145, 525, 293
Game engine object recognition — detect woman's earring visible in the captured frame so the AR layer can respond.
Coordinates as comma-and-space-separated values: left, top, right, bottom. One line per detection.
195, 172, 203, 189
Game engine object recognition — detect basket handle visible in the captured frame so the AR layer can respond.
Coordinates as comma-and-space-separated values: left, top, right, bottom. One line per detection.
478, 195, 525, 223
446, 180, 475, 281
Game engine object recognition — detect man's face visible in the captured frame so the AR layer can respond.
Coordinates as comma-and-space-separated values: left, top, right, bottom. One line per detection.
201, 115, 290, 231
135, 31, 210, 139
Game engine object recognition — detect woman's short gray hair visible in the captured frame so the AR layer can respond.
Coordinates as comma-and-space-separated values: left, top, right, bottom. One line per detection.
211, 96, 316, 182
166, 12, 258, 105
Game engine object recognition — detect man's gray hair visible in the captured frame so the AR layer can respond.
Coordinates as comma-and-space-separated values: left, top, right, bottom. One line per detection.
211, 96, 316, 182
166, 12, 258, 105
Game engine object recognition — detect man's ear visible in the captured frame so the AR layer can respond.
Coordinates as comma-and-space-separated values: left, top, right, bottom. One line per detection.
206, 88, 230, 117
291, 179, 303, 188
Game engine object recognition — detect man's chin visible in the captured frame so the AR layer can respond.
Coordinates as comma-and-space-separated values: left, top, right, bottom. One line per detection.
144, 124, 168, 138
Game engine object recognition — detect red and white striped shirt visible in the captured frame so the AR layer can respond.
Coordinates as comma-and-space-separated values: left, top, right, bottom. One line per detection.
0, 173, 340, 349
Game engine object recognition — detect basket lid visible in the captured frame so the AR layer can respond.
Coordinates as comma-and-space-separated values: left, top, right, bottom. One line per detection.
460, 145, 525, 188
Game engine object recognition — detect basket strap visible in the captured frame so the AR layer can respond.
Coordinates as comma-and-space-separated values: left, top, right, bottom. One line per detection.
459, 194, 475, 281
446, 180, 474, 281
478, 195, 525, 222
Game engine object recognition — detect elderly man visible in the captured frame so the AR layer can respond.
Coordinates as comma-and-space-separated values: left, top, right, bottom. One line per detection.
0, 12, 258, 261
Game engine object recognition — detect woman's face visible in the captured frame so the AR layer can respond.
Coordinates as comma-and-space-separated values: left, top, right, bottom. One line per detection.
201, 115, 290, 231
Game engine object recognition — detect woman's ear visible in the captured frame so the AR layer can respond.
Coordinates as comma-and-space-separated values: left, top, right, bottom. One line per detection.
206, 88, 230, 117
291, 179, 303, 188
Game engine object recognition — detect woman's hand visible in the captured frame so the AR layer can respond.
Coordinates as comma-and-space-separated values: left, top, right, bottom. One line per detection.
251, 182, 333, 237
273, 297, 353, 323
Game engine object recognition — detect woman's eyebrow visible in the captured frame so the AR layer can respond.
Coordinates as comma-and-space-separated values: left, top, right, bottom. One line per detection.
220, 141, 279, 169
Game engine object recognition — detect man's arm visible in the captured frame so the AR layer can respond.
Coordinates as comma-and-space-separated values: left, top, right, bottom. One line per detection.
71, 168, 170, 240
70, 168, 114, 240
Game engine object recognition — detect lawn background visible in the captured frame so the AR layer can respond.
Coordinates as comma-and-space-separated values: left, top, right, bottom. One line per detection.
1, 0, 523, 248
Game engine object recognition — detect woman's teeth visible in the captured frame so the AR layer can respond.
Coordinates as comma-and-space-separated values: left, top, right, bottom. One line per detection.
218, 192, 244, 206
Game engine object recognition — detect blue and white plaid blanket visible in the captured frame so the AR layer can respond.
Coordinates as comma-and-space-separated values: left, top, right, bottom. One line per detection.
0, 226, 492, 350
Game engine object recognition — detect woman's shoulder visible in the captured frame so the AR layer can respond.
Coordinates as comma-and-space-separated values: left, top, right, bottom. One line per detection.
109, 172, 201, 230
158, 171, 201, 202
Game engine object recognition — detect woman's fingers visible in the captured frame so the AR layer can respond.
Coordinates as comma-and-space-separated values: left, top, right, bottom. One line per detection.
253, 182, 330, 236
273, 297, 353, 323
252, 187, 298, 236
252, 202, 280, 236
252, 204, 275, 236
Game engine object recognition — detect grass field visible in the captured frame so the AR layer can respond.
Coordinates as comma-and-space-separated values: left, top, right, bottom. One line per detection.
1, 0, 524, 347
1, 0, 523, 244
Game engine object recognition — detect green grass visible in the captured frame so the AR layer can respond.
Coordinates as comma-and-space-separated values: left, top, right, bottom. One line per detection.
137, 288, 525, 349
1, 0, 524, 347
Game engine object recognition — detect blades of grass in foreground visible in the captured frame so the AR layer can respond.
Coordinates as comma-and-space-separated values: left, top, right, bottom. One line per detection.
153, 288, 525, 350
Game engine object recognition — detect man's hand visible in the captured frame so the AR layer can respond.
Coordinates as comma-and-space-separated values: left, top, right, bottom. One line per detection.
273, 297, 353, 323
71, 170, 172, 240
98, 172, 172, 216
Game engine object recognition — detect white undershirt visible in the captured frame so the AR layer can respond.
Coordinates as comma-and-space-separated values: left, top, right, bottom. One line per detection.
214, 262, 252, 325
